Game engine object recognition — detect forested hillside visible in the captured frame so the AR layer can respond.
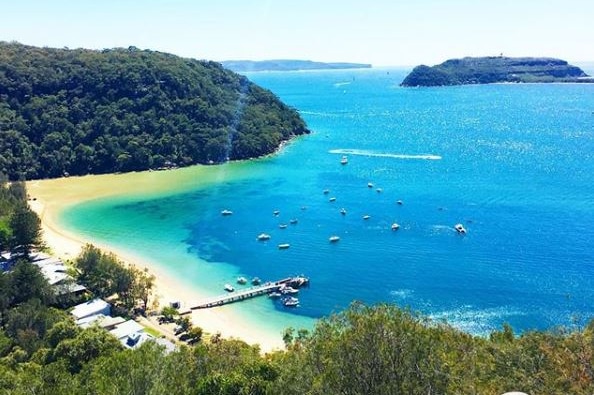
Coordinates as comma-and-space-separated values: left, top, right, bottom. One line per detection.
0, 42, 309, 180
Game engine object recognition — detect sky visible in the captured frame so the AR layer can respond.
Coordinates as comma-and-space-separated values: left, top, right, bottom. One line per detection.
1, 0, 592, 66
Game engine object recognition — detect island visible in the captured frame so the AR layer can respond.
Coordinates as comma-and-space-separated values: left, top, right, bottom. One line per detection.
0, 42, 310, 180
220, 59, 372, 72
400, 56, 593, 87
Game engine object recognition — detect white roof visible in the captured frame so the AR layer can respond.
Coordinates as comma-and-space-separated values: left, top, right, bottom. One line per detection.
109, 320, 144, 340
71, 298, 110, 319
76, 313, 106, 328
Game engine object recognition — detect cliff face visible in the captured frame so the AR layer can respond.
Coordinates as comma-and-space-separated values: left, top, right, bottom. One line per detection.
401, 56, 592, 87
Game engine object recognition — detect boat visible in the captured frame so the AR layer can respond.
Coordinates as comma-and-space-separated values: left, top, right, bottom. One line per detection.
257, 233, 271, 241
221, 209, 233, 216
279, 224, 288, 229
367, 182, 374, 188
282, 296, 300, 307
236, 277, 247, 285
268, 292, 282, 298
289, 276, 310, 288
224, 284, 235, 292
329, 235, 340, 243
329, 197, 336, 202
251, 277, 261, 285
340, 155, 348, 165
363, 215, 371, 220
391, 223, 400, 231
280, 286, 299, 294
396, 200, 403, 205
376, 188, 383, 193
323, 189, 330, 195
273, 210, 280, 216
454, 223, 467, 234
289, 218, 298, 224
340, 208, 347, 215
278, 243, 290, 249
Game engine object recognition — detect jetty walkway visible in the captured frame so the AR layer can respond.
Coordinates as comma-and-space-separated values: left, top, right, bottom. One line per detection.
189, 276, 308, 310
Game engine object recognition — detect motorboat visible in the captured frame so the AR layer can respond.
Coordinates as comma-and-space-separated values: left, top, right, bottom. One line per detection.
391, 223, 400, 231
376, 188, 383, 193
273, 210, 280, 216
323, 189, 330, 195
278, 243, 290, 249
289, 218, 298, 224
340, 155, 348, 165
396, 200, 403, 205
279, 224, 288, 229
367, 182, 374, 188
454, 223, 467, 234
329, 235, 340, 243
251, 277, 261, 285
268, 292, 282, 298
236, 277, 247, 285
329, 197, 336, 202
340, 208, 347, 215
363, 215, 371, 220
224, 284, 235, 292
282, 296, 300, 307
280, 286, 299, 294
221, 209, 233, 216
257, 233, 271, 241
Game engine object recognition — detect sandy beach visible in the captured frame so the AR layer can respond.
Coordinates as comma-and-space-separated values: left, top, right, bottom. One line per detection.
26, 167, 286, 352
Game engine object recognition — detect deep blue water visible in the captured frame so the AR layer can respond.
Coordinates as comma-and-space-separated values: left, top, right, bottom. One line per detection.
64, 68, 594, 335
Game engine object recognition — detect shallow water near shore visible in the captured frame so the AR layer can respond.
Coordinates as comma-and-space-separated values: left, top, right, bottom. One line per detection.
61, 68, 594, 338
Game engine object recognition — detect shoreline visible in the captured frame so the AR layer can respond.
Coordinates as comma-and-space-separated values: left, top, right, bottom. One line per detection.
26, 167, 287, 352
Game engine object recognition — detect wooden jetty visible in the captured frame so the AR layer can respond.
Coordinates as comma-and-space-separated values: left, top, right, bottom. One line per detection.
190, 276, 308, 310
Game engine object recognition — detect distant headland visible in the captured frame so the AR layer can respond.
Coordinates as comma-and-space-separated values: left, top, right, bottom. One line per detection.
221, 59, 372, 72
401, 56, 594, 87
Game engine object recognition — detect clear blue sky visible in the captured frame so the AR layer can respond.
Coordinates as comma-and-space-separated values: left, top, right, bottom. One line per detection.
1, 0, 592, 66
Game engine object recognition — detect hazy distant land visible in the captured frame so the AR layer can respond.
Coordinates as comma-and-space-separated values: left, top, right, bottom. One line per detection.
401, 56, 594, 87
221, 59, 372, 72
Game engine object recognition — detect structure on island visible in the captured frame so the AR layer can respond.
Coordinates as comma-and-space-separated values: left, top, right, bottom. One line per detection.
400, 56, 593, 87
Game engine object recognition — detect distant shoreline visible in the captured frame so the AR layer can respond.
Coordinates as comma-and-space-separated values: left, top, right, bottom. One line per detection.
26, 166, 287, 352
221, 59, 372, 72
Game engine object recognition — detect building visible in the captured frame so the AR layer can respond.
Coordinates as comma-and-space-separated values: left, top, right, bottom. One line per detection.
71, 298, 111, 320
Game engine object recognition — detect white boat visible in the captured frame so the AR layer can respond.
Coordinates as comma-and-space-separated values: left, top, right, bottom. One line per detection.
224, 284, 235, 292
279, 224, 288, 229
367, 182, 374, 188
323, 189, 330, 195
376, 188, 383, 193
273, 210, 280, 216
278, 243, 290, 249
251, 277, 261, 285
257, 233, 271, 241
329, 235, 340, 242
391, 223, 400, 231
340, 208, 347, 215
363, 215, 371, 220
329, 197, 336, 202
289, 218, 298, 224
236, 277, 247, 285
396, 200, 403, 205
340, 155, 348, 165
280, 286, 299, 294
221, 209, 233, 216
282, 296, 299, 307
268, 292, 282, 298
454, 223, 467, 234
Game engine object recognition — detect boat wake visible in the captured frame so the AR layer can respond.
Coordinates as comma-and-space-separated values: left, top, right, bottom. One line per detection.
329, 149, 442, 160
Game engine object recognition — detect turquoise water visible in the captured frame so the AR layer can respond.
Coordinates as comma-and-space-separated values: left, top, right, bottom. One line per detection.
62, 68, 594, 336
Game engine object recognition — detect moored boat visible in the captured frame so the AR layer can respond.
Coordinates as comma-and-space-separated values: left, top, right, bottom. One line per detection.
257, 233, 271, 241
273, 210, 280, 216
323, 189, 330, 195
278, 243, 290, 249
268, 292, 282, 298
224, 284, 235, 292
454, 223, 467, 234
329, 235, 340, 242
391, 223, 400, 231
280, 286, 299, 294
221, 209, 233, 216
367, 182, 374, 188
329, 197, 336, 202
251, 277, 261, 285
363, 215, 371, 220
279, 224, 288, 229
289, 218, 298, 224
340, 208, 347, 215
236, 277, 247, 285
282, 296, 299, 307
340, 155, 348, 165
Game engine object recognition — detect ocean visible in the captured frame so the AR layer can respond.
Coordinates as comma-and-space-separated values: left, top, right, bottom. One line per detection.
61, 68, 594, 337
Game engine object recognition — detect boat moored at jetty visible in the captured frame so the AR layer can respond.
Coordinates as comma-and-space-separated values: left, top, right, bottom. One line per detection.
282, 296, 300, 307
251, 277, 261, 285
268, 291, 282, 298
280, 286, 299, 294
224, 284, 235, 292
236, 277, 247, 285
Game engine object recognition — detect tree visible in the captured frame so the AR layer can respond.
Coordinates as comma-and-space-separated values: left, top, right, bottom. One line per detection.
132, 266, 155, 312
7, 260, 54, 306
9, 203, 42, 256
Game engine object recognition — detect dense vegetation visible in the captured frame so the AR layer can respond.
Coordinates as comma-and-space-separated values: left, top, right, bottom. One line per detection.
401, 56, 592, 86
0, 42, 310, 180
221, 59, 372, 72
